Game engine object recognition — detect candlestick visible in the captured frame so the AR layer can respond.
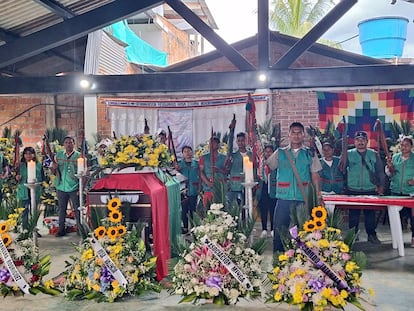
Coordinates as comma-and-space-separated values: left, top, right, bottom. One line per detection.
77, 157, 85, 174
244, 158, 254, 182
27, 160, 36, 183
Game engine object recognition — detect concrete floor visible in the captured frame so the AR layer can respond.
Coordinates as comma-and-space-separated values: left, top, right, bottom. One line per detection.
3, 218, 414, 311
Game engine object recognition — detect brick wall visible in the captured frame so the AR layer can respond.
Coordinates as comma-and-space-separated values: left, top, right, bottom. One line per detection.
0, 95, 83, 148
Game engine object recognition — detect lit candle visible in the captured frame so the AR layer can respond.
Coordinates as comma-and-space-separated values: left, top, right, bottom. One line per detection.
27, 160, 36, 183
77, 157, 85, 174
243, 156, 249, 173
244, 158, 254, 183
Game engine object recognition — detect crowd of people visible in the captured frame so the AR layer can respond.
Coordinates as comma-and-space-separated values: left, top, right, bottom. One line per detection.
7, 124, 414, 251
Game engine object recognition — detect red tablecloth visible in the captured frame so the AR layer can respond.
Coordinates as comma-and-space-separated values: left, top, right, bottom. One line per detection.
91, 173, 170, 280
323, 195, 414, 208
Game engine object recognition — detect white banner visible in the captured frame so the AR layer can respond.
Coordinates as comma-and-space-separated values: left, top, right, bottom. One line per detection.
0, 238, 30, 294
201, 235, 253, 291
89, 238, 128, 287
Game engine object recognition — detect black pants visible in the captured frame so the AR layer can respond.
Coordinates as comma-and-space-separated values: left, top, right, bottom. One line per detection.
258, 188, 276, 231
182, 195, 197, 229
347, 189, 377, 235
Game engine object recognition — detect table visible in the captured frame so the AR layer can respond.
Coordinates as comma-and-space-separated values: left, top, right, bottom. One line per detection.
323, 195, 414, 257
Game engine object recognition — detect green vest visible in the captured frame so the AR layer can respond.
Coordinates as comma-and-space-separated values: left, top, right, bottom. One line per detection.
276, 147, 312, 201
229, 150, 253, 191
178, 159, 200, 196
16, 162, 43, 201
346, 148, 377, 191
319, 157, 345, 194
201, 152, 226, 192
54, 150, 81, 192
390, 152, 414, 195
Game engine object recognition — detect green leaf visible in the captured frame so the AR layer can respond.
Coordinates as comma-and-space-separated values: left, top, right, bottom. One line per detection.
178, 292, 197, 303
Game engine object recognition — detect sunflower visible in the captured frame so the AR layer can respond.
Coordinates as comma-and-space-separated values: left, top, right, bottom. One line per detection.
303, 220, 317, 232
108, 210, 123, 223
314, 218, 326, 231
117, 225, 127, 237
1, 233, 12, 247
311, 206, 327, 221
0, 222, 8, 234
94, 226, 106, 239
107, 198, 121, 211
107, 226, 118, 240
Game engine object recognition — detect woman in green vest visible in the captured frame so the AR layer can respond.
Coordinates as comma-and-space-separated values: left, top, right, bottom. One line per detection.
387, 136, 414, 247
16, 146, 44, 230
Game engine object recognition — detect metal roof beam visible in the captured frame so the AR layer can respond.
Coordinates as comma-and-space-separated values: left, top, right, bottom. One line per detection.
33, 0, 76, 19
258, 0, 269, 70
273, 0, 357, 69
165, 0, 255, 71
0, 64, 412, 94
0, 0, 164, 69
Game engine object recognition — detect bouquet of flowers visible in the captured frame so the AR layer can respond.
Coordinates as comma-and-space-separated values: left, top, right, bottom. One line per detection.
99, 134, 172, 171
268, 206, 371, 311
195, 139, 228, 159
0, 208, 61, 297
170, 203, 264, 305
63, 198, 161, 302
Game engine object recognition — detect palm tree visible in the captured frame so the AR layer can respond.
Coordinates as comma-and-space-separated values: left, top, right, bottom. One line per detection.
270, 0, 341, 47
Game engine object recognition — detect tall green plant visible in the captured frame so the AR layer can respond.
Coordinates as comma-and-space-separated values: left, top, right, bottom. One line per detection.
45, 127, 68, 144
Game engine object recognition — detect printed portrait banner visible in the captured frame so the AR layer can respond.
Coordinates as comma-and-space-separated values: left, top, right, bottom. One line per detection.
317, 90, 414, 147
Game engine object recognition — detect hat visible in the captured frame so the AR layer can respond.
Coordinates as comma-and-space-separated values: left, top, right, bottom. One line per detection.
212, 136, 220, 143
354, 131, 368, 139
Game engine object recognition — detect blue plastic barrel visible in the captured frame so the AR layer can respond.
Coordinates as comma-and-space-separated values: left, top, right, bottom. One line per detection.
358, 16, 409, 58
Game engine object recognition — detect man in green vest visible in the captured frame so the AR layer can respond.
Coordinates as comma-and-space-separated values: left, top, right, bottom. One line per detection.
227, 132, 253, 206
345, 131, 385, 244
52, 136, 81, 237
266, 122, 322, 253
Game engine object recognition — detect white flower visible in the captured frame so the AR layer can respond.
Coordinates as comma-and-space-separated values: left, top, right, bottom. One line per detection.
227, 232, 233, 240
210, 203, 224, 210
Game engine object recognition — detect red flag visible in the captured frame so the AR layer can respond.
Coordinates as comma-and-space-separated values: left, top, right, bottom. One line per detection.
245, 93, 264, 179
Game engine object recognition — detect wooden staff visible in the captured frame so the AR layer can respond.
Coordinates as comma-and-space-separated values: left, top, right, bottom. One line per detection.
374, 119, 394, 174
43, 134, 61, 180
12, 131, 21, 173
337, 116, 348, 173
210, 127, 215, 184
225, 114, 236, 169
167, 126, 177, 165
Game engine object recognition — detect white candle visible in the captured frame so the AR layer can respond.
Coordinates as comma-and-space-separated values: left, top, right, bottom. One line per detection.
27, 160, 36, 183
244, 158, 254, 183
243, 156, 249, 173
77, 157, 85, 174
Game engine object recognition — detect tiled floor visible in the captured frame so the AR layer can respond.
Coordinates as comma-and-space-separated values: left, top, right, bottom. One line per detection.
4, 217, 414, 311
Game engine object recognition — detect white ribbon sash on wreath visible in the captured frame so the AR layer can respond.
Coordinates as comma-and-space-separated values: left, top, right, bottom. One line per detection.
201, 236, 253, 291
0, 239, 31, 294
89, 238, 128, 287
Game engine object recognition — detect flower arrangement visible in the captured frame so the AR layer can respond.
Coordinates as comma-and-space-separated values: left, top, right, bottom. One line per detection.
0, 208, 61, 297
170, 203, 264, 305
195, 139, 228, 159
63, 198, 161, 302
99, 134, 172, 171
268, 206, 371, 311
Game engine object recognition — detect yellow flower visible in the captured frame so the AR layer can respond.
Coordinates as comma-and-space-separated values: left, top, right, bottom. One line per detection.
44, 279, 55, 289
107, 197, 121, 211
278, 254, 289, 262
1, 233, 12, 247
92, 284, 101, 291
81, 248, 94, 261
312, 206, 327, 221
274, 291, 282, 301
314, 219, 326, 231
94, 226, 106, 239
107, 226, 118, 240
117, 225, 127, 237
345, 261, 359, 273
340, 242, 349, 253
109, 210, 123, 223
303, 220, 317, 232
318, 239, 330, 248
0, 222, 8, 234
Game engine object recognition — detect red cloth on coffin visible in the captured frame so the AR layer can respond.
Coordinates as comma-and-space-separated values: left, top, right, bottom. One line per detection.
91, 173, 170, 280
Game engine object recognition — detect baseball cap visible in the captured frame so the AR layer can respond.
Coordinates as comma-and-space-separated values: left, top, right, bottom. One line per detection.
354, 131, 368, 139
